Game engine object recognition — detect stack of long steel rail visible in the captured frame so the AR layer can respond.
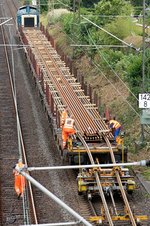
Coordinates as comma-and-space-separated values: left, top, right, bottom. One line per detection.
23, 29, 113, 139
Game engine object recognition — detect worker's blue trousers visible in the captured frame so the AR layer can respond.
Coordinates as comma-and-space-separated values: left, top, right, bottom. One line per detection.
114, 127, 121, 141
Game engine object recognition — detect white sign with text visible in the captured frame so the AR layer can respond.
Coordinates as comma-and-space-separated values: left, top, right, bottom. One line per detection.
139, 93, 150, 108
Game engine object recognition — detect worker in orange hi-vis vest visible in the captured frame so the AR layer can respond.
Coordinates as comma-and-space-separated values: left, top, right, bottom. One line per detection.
62, 115, 76, 149
13, 159, 26, 199
60, 106, 68, 129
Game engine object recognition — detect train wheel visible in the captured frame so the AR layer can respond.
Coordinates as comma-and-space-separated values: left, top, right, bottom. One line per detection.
78, 191, 82, 195
127, 190, 133, 195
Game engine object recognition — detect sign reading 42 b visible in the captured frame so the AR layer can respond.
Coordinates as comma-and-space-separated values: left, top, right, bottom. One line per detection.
139, 93, 150, 108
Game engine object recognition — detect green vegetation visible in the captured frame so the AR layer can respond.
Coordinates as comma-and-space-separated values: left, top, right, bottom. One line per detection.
95, 0, 133, 25
142, 168, 150, 181
61, 13, 73, 34
40, 0, 48, 12
21, 0, 32, 4
39, 0, 150, 115
39, 0, 150, 114
62, 0, 150, 100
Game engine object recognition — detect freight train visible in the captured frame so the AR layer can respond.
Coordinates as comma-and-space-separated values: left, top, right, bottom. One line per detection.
17, 5, 136, 198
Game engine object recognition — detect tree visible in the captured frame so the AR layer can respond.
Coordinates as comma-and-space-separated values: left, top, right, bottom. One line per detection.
94, 0, 133, 25
130, 0, 149, 7
40, 0, 48, 12
69, 0, 99, 10
81, 0, 99, 8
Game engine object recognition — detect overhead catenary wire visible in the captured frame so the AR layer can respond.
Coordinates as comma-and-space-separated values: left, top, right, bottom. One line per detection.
77, 16, 150, 132
58, 21, 141, 118
93, 60, 140, 117
38, 0, 68, 6
80, 14, 143, 18
44, 9, 150, 132
2, 3, 38, 223
86, 26, 139, 102
70, 23, 140, 117
54, 0, 70, 8
70, 44, 128, 48
2, 0, 23, 159
71, 15, 140, 103
81, 15, 140, 51
77, 15, 146, 104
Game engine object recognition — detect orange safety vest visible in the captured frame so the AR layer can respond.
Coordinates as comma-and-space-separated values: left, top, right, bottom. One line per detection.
109, 120, 121, 129
14, 162, 26, 196
14, 162, 25, 175
61, 110, 68, 125
63, 118, 75, 129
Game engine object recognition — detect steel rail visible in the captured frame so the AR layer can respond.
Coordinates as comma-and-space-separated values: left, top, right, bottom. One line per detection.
31, 34, 98, 133
24, 30, 113, 139
1, 22, 30, 224
39, 57, 96, 133
79, 130, 137, 226
30, 38, 94, 132
77, 133, 114, 225
96, 158, 119, 216
44, 39, 106, 132
93, 114, 137, 225
104, 137, 137, 226
109, 189, 118, 216
3, 1, 38, 224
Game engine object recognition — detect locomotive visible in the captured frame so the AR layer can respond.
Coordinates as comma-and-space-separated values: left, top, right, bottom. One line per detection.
17, 5, 39, 28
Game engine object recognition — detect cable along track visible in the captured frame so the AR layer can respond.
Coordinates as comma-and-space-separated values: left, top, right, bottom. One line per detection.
20, 28, 149, 226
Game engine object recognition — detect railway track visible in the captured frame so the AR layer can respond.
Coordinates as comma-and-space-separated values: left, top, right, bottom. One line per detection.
0, 1, 95, 225
0, 3, 24, 225
0, 0, 150, 226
